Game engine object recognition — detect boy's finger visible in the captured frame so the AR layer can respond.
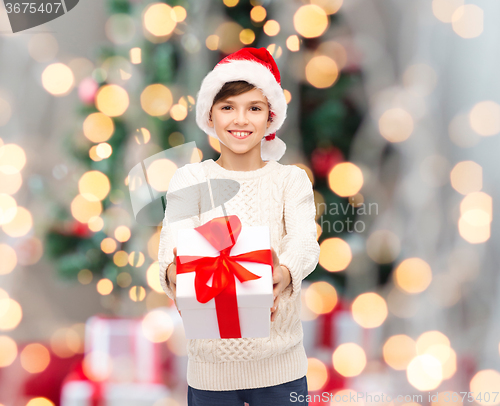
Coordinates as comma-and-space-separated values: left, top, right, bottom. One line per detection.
270, 247, 279, 267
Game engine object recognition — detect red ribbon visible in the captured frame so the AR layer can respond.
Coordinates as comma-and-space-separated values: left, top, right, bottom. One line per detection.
176, 215, 273, 339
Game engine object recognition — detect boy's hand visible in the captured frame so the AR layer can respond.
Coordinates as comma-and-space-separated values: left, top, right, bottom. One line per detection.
270, 247, 291, 322
166, 247, 180, 314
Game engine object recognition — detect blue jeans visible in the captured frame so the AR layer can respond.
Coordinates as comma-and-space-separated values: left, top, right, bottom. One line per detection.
188, 375, 308, 405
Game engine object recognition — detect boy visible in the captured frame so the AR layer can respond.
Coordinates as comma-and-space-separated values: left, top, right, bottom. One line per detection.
158, 47, 320, 405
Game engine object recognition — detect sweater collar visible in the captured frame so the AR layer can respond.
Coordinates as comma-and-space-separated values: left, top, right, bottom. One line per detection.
204, 159, 278, 179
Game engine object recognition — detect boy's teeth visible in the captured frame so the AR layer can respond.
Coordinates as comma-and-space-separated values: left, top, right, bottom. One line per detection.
231, 131, 251, 137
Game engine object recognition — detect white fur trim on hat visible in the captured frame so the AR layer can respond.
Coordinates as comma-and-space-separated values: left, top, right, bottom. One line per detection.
261, 136, 286, 161
195, 59, 287, 145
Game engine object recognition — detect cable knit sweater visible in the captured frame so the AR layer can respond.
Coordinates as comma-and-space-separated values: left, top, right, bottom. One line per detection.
158, 158, 320, 391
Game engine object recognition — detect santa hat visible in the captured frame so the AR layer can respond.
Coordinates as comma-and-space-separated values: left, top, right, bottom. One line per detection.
195, 47, 287, 161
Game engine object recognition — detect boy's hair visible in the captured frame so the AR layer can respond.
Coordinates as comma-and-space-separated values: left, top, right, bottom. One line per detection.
209, 81, 273, 122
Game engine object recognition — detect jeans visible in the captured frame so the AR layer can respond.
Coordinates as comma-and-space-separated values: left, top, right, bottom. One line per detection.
188, 375, 308, 406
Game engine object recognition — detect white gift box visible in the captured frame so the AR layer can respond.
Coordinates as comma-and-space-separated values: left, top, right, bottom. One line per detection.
84, 316, 160, 383
60, 381, 171, 406
176, 224, 274, 339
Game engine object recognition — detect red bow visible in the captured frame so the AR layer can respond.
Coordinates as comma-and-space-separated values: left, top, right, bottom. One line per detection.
176, 215, 273, 338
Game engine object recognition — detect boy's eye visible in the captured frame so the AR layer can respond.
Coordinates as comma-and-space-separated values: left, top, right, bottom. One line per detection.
221, 106, 261, 111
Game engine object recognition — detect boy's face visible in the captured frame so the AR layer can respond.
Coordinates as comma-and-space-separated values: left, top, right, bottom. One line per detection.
208, 88, 271, 157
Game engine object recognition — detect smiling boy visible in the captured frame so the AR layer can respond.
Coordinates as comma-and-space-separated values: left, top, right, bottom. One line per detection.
158, 47, 320, 405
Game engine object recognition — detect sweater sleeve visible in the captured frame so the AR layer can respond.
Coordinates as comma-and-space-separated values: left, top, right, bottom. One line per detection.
158, 166, 202, 300
278, 167, 320, 302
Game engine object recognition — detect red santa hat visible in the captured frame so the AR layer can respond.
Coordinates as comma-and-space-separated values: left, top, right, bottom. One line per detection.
195, 47, 287, 161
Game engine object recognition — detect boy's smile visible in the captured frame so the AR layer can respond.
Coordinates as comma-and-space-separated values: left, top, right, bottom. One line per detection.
208, 88, 271, 156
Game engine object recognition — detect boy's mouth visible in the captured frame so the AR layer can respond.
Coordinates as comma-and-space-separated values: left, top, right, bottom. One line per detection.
227, 130, 252, 139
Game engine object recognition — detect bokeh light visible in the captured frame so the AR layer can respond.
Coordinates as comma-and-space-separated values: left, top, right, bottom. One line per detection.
469, 101, 500, 136
450, 161, 482, 195
143, 3, 176, 38
250, 6, 266, 23
42, 63, 74, 96
407, 354, 442, 391
113, 250, 129, 267
306, 358, 328, 391
20, 343, 51, 373
286, 35, 300, 52
141, 84, 173, 117
114, 225, 131, 242
78, 171, 110, 201
263, 20, 280, 36
101, 237, 117, 254
2, 206, 33, 237
304, 281, 338, 314
432, 0, 464, 23
146, 159, 178, 192
215, 22, 244, 54
97, 278, 114, 295
146, 262, 163, 293
129, 286, 146, 302
294, 5, 329, 38
383, 334, 416, 370
83, 112, 114, 143
0, 244, 16, 275
0, 143, 26, 174
0, 335, 17, 367
311, 0, 343, 15
50, 327, 82, 358
328, 162, 364, 197
416, 331, 450, 354
240, 29, 255, 45
71, 195, 102, 224
332, 343, 366, 377
470, 369, 500, 405
142, 309, 174, 342
451, 5, 483, 39
0, 193, 17, 225
378, 108, 414, 142
128, 251, 145, 267
351, 292, 388, 328
319, 238, 352, 272
0, 298, 22, 331
305, 56, 339, 88
394, 258, 432, 294
95, 84, 129, 117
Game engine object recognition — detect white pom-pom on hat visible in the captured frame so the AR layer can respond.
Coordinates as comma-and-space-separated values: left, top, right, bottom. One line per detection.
195, 47, 288, 161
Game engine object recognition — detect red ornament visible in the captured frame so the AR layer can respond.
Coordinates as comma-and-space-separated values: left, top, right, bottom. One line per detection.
311, 146, 344, 178
78, 77, 99, 105
71, 221, 92, 238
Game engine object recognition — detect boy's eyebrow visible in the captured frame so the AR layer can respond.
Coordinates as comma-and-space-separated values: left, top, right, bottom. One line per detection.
222, 99, 267, 105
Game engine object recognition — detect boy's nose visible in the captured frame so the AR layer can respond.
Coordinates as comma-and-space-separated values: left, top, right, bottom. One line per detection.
234, 109, 249, 125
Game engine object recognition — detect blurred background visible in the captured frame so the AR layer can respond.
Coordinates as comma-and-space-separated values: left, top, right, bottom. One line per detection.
1, 0, 500, 405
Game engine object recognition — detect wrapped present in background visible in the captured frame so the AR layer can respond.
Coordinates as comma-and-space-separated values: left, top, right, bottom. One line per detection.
60, 314, 177, 406
83, 315, 161, 383
60, 380, 172, 406
176, 215, 274, 339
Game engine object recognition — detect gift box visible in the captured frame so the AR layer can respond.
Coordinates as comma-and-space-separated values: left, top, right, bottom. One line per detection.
84, 316, 161, 384
60, 380, 172, 406
176, 215, 274, 339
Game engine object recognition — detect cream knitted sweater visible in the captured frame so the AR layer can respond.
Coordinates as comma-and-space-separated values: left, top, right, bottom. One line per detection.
158, 158, 320, 391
